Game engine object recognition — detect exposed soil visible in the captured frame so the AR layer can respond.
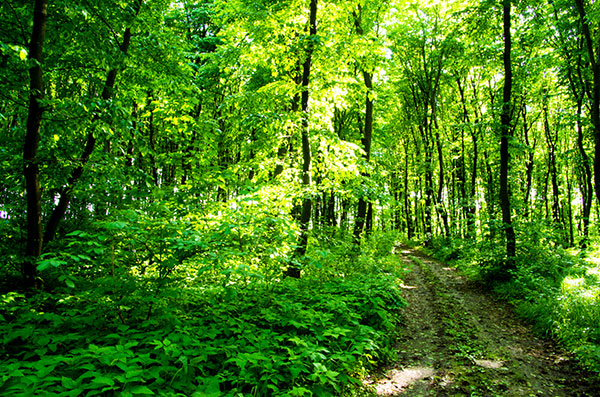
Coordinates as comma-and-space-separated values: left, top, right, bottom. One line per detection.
364, 245, 600, 396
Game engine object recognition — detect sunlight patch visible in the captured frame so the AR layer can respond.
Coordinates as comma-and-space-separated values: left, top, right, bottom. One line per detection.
400, 285, 418, 290
373, 366, 435, 395
474, 359, 504, 369
400, 283, 417, 289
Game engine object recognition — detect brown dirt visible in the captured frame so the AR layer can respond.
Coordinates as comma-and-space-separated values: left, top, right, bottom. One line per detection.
364, 245, 600, 396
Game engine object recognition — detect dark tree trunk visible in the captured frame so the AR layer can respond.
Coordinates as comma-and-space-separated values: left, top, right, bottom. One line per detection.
329, 192, 337, 227
22, 0, 49, 289
423, 140, 434, 244
288, 0, 317, 278
499, 0, 516, 260
404, 149, 413, 239
543, 99, 564, 235
435, 129, 450, 237
353, 70, 374, 243
148, 97, 159, 186
127, 101, 137, 168
365, 201, 373, 236
576, 99, 593, 246
467, 79, 481, 238
522, 102, 536, 218
566, 168, 575, 247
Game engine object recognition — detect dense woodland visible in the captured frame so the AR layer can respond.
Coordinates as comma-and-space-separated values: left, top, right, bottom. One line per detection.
2, 0, 600, 395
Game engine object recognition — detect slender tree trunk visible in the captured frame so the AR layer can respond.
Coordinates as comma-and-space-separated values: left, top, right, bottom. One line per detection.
566, 167, 575, 247
435, 129, 450, 237
404, 149, 413, 239
576, 99, 593, 246
147, 96, 159, 186
353, 70, 374, 242
340, 198, 350, 232
499, 0, 516, 260
22, 0, 48, 289
543, 166, 550, 219
424, 141, 434, 244
467, 79, 481, 238
127, 101, 137, 168
365, 202, 374, 236
456, 123, 467, 237
288, 0, 317, 278
327, 191, 336, 227
522, 102, 536, 218
543, 100, 564, 235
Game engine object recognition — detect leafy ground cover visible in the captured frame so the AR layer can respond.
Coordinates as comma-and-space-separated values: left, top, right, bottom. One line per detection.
0, 272, 405, 396
0, 197, 406, 396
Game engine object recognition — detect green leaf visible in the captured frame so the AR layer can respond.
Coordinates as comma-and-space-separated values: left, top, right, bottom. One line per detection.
129, 385, 155, 395
62, 376, 77, 388
92, 376, 115, 386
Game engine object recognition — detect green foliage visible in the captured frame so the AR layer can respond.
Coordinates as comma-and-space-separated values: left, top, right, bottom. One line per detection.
0, 269, 405, 395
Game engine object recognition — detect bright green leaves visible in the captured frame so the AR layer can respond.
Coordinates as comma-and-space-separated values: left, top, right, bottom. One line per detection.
0, 267, 405, 395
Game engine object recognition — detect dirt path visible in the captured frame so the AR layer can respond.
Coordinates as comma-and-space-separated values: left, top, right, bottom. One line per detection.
366, 245, 600, 396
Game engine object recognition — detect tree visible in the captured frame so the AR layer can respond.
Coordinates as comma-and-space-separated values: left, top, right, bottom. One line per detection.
287, 0, 318, 278
22, 0, 48, 289
499, 0, 516, 260
17, 0, 144, 288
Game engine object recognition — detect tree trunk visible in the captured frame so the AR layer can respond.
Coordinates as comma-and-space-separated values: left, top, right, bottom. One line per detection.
365, 201, 373, 236
353, 70, 374, 243
576, 99, 593, 246
543, 99, 564, 236
522, 101, 536, 219
435, 129, 450, 237
404, 148, 413, 239
566, 167, 575, 247
22, 0, 49, 289
499, 0, 516, 260
288, 0, 317, 278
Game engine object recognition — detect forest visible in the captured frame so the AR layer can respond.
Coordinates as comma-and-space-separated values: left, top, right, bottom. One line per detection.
2, 0, 600, 395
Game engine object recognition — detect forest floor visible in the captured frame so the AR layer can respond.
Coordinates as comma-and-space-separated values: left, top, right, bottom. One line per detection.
364, 244, 600, 396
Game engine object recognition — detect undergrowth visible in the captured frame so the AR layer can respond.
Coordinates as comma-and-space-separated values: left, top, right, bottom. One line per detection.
0, 193, 406, 397
0, 273, 405, 396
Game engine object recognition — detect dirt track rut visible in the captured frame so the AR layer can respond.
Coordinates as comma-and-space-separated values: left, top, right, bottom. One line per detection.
366, 245, 600, 396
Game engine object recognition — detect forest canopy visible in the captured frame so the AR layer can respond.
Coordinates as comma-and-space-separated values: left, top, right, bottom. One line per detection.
2, 0, 600, 395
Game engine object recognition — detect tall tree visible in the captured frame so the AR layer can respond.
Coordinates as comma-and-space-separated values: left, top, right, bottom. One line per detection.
287, 0, 318, 278
20, 0, 144, 288
352, 4, 374, 243
499, 0, 516, 259
22, 0, 49, 289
